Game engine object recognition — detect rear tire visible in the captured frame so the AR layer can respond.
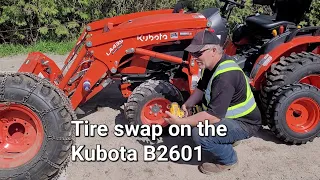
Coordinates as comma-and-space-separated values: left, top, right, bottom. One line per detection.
0, 72, 75, 180
260, 52, 320, 124
124, 80, 184, 126
266, 83, 320, 144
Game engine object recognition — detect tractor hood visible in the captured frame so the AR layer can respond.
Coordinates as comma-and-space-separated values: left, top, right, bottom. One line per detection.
86, 8, 227, 47
115, 13, 208, 30
87, 12, 209, 46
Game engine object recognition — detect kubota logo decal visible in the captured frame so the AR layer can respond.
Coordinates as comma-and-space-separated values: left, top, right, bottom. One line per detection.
137, 33, 168, 42
106, 39, 123, 56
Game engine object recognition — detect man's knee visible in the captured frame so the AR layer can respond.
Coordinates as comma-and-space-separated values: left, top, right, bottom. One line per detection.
191, 119, 230, 145
192, 127, 217, 149
192, 127, 201, 145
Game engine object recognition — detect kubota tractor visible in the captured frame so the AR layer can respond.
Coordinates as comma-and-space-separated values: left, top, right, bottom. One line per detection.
0, 0, 319, 179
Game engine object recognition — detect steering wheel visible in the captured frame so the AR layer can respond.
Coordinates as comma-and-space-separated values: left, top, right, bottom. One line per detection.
218, 0, 246, 8
172, 1, 196, 13
215, 0, 245, 19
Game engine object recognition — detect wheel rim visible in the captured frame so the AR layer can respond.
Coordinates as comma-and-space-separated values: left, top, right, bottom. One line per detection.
299, 74, 320, 89
0, 103, 44, 169
286, 98, 320, 134
141, 98, 171, 126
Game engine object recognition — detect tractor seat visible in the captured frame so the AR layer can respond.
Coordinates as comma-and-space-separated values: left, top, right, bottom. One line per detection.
246, 14, 295, 30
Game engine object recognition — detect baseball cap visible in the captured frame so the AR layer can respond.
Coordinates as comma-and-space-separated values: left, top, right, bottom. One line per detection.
185, 30, 221, 53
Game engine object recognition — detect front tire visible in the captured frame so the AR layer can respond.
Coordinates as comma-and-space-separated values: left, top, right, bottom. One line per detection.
0, 72, 75, 180
124, 80, 184, 126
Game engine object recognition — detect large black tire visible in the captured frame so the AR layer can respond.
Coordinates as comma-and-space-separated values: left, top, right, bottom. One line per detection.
260, 52, 320, 124
266, 83, 320, 144
124, 80, 184, 126
0, 72, 76, 180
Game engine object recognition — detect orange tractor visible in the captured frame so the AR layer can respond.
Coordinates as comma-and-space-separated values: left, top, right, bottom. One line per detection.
1, 0, 319, 179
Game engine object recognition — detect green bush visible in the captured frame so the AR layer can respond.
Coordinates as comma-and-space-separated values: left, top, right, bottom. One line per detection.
302, 0, 320, 26
0, 0, 318, 45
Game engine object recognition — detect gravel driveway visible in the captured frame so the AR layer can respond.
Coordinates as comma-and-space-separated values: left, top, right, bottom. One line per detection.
0, 53, 319, 180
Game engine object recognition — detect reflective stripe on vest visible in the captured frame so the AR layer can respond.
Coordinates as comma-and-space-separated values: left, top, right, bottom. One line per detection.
201, 60, 257, 119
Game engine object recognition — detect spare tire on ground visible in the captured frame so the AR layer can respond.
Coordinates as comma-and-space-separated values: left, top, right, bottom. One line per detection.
0, 72, 75, 180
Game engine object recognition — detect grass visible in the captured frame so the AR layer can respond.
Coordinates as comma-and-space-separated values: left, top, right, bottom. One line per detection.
0, 40, 77, 57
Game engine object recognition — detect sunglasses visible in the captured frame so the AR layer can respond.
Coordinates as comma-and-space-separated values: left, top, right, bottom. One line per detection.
191, 48, 211, 58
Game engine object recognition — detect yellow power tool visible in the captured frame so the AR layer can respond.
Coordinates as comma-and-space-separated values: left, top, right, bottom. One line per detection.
169, 102, 185, 118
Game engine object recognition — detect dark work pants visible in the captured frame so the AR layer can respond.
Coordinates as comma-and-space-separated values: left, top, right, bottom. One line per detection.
192, 118, 259, 165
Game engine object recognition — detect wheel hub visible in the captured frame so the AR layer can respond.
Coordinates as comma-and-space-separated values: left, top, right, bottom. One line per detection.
0, 103, 44, 169
141, 98, 171, 126
150, 104, 161, 114
286, 97, 320, 133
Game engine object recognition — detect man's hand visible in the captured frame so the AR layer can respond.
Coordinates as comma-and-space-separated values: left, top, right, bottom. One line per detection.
181, 88, 203, 115
164, 111, 181, 125
164, 110, 221, 126
181, 104, 190, 118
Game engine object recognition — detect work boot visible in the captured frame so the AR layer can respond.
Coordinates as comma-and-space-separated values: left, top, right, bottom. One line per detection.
199, 161, 238, 174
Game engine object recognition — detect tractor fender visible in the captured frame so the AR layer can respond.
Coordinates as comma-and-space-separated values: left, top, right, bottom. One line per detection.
250, 35, 320, 90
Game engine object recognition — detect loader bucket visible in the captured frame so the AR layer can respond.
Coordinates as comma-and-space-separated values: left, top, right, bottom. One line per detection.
18, 52, 62, 84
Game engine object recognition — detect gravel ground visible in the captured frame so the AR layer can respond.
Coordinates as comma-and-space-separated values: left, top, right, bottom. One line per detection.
0, 53, 319, 180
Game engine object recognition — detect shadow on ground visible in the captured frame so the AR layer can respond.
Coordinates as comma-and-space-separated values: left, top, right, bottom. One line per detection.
76, 81, 127, 119
253, 127, 286, 145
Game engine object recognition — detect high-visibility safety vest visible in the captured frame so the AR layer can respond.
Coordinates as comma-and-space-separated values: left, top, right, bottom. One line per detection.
200, 60, 257, 119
